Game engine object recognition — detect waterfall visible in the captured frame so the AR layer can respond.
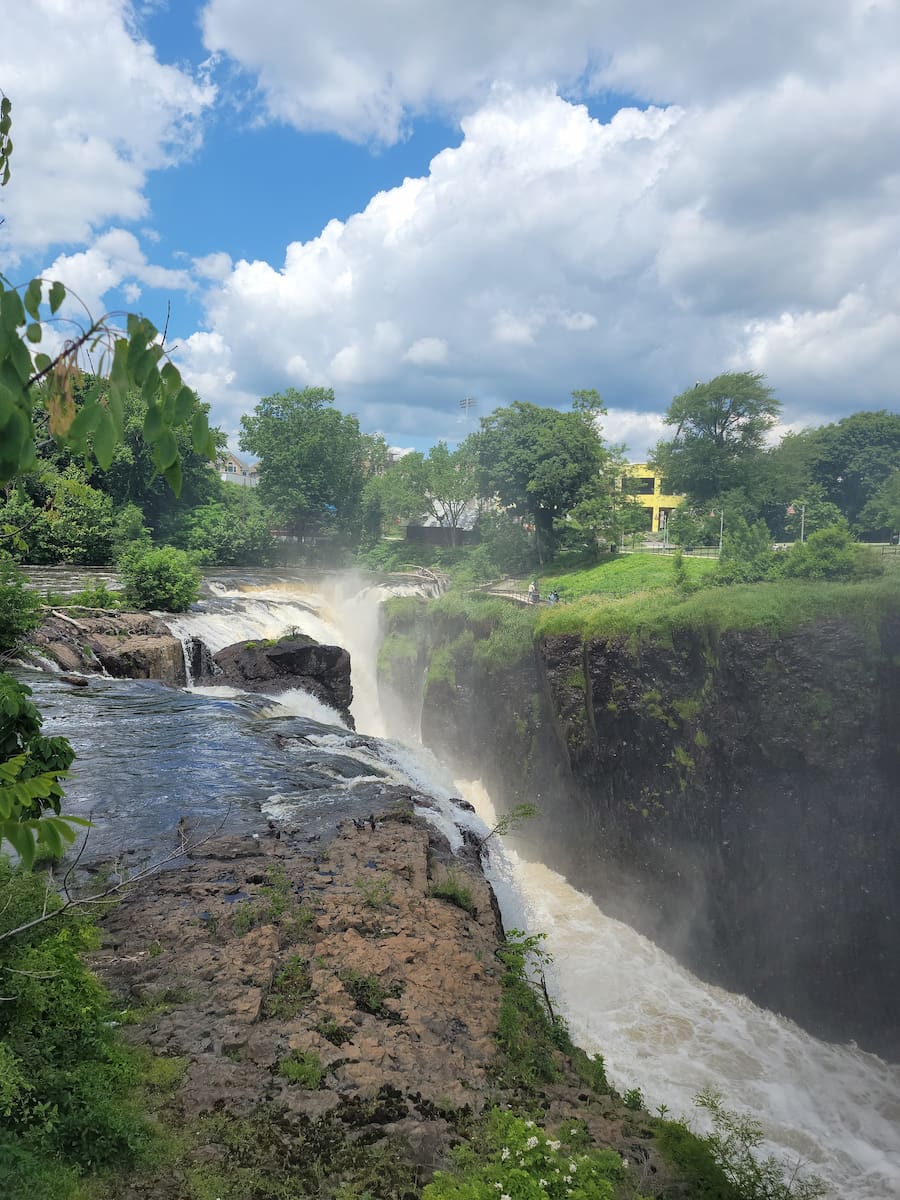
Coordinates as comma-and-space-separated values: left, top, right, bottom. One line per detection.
22, 566, 900, 1198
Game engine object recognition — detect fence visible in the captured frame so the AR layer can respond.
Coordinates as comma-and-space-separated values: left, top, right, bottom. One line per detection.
625, 544, 721, 558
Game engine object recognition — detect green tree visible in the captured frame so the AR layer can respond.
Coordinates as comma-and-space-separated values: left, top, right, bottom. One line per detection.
177, 488, 275, 566
394, 441, 478, 546
239, 387, 374, 537
857, 469, 900, 541
651, 372, 780, 503
471, 398, 608, 562
118, 546, 200, 612
805, 411, 900, 531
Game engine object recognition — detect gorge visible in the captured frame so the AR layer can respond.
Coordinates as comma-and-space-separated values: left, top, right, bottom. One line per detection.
16, 568, 900, 1199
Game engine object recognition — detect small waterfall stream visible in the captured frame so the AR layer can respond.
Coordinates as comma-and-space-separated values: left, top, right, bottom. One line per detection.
19, 567, 900, 1198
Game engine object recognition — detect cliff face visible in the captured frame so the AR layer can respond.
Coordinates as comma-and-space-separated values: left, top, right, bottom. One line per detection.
380, 603, 900, 1059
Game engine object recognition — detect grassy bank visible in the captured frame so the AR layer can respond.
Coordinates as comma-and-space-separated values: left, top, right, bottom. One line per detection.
536, 574, 900, 647
536, 552, 716, 600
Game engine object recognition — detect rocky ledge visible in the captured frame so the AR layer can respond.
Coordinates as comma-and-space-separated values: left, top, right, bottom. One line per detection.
30, 609, 187, 686
90, 804, 683, 1198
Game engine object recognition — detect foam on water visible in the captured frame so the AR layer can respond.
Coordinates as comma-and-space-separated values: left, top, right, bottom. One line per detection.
459, 779, 900, 1199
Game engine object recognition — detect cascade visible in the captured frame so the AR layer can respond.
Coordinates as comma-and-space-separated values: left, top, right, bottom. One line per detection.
21, 567, 900, 1198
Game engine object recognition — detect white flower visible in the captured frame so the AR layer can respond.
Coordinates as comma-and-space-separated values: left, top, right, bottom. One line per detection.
622, 1157, 629, 1168
539, 1180, 547, 1187
494, 1186, 502, 1192
548, 1139, 561, 1151
501, 1147, 510, 1161
525, 1135, 539, 1149
501, 1194, 511, 1200
569, 1161, 578, 1171
525, 1120, 535, 1128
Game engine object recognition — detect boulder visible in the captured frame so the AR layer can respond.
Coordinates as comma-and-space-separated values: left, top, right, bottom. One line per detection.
213, 636, 353, 726
95, 635, 186, 686
31, 610, 186, 686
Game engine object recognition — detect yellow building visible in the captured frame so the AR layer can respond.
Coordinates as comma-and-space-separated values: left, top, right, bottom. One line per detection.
620, 463, 685, 533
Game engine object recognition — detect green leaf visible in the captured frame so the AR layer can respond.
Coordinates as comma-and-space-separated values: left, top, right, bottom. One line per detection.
163, 457, 183, 497
174, 385, 195, 424
192, 409, 209, 454
161, 361, 181, 395
1, 287, 25, 333
25, 322, 41, 344
23, 278, 42, 320
36, 818, 63, 859
34, 352, 51, 373
68, 400, 102, 440
152, 429, 179, 471
2, 820, 35, 870
93, 408, 116, 469
143, 403, 163, 443
48, 280, 65, 314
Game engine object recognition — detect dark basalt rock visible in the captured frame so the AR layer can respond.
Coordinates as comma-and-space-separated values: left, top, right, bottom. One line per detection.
213, 635, 354, 727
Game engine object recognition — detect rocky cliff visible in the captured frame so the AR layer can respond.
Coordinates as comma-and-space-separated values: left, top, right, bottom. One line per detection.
379, 593, 900, 1060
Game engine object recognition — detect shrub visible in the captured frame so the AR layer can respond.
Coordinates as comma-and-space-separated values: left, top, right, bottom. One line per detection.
0, 558, 41, 654
118, 545, 200, 611
782, 524, 880, 582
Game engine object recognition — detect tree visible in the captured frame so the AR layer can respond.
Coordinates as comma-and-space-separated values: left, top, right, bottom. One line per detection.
650, 372, 780, 503
857, 469, 900, 541
471, 398, 608, 562
395, 442, 478, 546
714, 515, 777, 585
805, 411, 900, 532
0, 93, 215, 863
118, 546, 200, 612
239, 387, 374, 537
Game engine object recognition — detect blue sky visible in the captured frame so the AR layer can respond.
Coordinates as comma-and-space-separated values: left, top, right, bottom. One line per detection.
2, 0, 898, 457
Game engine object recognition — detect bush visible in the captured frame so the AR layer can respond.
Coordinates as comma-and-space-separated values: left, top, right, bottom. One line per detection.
0, 558, 41, 654
0, 862, 157, 1188
118, 545, 200, 611
781, 524, 880, 582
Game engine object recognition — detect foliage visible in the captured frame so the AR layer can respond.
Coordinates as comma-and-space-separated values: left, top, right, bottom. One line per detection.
0, 557, 41, 653
0, 861, 158, 1188
366, 441, 478, 544
474, 509, 534, 575
0, 675, 85, 868
422, 1108, 629, 1200
695, 1089, 825, 1200
781, 524, 880, 582
651, 373, 780, 503
478, 803, 539, 852
176, 489, 275, 565
66, 579, 122, 609
240, 387, 381, 537
277, 1049, 325, 1088
118, 545, 200, 612
666, 505, 720, 549
714, 516, 777, 585
471, 399, 609, 562
857, 468, 900, 540
428, 867, 476, 914
781, 486, 844, 543
806, 410, 900, 531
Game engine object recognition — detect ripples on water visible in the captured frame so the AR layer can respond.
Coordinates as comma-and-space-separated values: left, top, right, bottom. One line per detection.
16, 567, 900, 1199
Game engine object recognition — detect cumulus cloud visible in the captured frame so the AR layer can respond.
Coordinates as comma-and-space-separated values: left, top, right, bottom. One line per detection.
200, 0, 899, 142
179, 65, 900, 453
0, 0, 214, 254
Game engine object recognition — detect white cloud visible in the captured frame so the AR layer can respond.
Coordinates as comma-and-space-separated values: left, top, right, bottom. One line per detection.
182, 67, 900, 451
200, 0, 899, 142
0, 0, 214, 254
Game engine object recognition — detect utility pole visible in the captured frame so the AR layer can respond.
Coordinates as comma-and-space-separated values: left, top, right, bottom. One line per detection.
800, 504, 806, 543
718, 508, 724, 555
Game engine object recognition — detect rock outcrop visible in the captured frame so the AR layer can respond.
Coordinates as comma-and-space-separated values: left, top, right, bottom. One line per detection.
90, 807, 682, 1197
30, 609, 187, 686
213, 635, 354, 726
379, 598, 900, 1059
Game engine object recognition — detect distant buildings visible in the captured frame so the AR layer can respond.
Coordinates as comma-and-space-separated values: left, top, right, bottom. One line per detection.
217, 451, 259, 487
621, 463, 684, 533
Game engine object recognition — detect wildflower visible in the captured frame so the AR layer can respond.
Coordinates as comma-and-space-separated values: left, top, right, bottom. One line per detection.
501, 1147, 510, 1161
548, 1139, 561, 1151
501, 1195, 511, 1200
525, 1120, 535, 1128
525, 1135, 539, 1149
539, 1180, 547, 1187
569, 1161, 578, 1171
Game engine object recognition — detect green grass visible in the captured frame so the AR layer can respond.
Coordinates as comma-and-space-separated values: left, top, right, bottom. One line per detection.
539, 551, 715, 600
428, 868, 476, 915
277, 1049, 324, 1088
537, 575, 900, 647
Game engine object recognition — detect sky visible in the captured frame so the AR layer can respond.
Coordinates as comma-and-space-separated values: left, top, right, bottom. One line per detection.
1, 0, 898, 460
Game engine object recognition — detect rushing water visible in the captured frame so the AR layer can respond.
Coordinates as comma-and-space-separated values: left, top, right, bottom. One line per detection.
19, 568, 900, 1199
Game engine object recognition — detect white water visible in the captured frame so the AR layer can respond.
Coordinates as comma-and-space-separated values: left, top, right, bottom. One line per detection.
171, 575, 900, 1199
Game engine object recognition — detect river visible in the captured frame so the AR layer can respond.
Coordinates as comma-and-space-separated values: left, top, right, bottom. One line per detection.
17, 567, 900, 1198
